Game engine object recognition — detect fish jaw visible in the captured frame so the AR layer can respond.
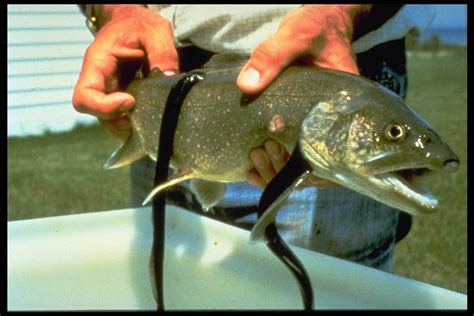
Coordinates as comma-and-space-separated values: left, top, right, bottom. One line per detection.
299, 138, 458, 216
364, 169, 439, 214
358, 153, 459, 214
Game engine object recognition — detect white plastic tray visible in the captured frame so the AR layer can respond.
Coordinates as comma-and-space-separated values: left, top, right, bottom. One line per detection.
7, 206, 467, 310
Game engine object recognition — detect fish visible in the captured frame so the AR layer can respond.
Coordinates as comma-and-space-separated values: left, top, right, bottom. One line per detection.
104, 54, 459, 243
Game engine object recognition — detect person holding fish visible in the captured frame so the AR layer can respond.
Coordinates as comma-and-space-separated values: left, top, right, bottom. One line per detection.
73, 5, 438, 273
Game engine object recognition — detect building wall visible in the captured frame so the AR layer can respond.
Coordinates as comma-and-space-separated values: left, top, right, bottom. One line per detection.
8, 4, 96, 137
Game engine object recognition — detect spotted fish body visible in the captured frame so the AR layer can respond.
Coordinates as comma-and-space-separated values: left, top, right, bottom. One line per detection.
105, 55, 459, 242
114, 66, 326, 181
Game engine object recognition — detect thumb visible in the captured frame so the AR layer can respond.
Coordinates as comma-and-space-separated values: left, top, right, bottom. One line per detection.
237, 31, 306, 94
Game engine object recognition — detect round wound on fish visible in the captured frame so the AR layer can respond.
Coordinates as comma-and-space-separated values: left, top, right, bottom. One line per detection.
268, 114, 285, 133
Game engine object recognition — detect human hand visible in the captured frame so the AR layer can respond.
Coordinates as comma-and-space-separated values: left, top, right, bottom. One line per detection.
237, 5, 370, 93
72, 5, 179, 141
241, 5, 371, 188
246, 139, 335, 189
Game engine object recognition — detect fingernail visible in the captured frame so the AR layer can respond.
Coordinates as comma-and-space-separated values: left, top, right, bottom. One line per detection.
240, 67, 260, 86
164, 70, 176, 76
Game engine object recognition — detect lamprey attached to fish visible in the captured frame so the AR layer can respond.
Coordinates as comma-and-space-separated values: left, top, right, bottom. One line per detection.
105, 55, 459, 243
148, 70, 207, 310
105, 54, 459, 310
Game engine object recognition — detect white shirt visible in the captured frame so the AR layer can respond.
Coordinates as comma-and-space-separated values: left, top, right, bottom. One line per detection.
151, 5, 436, 54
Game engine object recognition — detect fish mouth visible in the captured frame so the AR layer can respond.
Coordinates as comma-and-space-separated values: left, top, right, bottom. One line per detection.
300, 141, 447, 215
372, 166, 438, 214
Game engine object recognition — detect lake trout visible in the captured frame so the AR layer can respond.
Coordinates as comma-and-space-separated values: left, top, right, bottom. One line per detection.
104, 55, 459, 242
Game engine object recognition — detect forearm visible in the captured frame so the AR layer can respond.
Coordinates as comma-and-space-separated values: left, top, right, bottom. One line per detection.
301, 5, 372, 40
333, 4, 373, 21
301, 5, 405, 43
339, 5, 373, 34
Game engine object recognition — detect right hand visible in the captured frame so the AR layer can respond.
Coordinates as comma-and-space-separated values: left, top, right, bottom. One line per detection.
236, 5, 364, 95
72, 5, 179, 140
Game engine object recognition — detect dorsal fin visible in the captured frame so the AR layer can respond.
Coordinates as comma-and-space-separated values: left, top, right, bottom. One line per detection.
203, 53, 249, 70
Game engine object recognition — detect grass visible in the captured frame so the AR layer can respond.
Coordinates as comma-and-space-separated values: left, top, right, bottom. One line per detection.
7, 124, 131, 220
7, 48, 467, 294
393, 48, 467, 294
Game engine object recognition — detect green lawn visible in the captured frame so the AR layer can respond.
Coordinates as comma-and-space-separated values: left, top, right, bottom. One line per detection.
7, 48, 467, 294
7, 125, 131, 220
394, 49, 467, 294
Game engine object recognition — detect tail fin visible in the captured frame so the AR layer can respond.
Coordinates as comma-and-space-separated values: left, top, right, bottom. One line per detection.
103, 133, 147, 169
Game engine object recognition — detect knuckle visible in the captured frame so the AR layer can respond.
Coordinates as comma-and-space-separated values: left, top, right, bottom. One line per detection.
250, 148, 269, 167
264, 140, 284, 160
83, 43, 99, 60
156, 47, 179, 62
71, 90, 86, 113
251, 40, 283, 66
159, 18, 173, 32
250, 33, 307, 72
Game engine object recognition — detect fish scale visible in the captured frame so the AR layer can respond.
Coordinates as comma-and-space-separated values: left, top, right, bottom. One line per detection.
105, 55, 459, 235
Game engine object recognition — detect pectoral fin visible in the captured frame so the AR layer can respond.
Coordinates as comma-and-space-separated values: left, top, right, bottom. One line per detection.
190, 180, 227, 211
104, 132, 146, 169
250, 171, 310, 244
142, 172, 196, 205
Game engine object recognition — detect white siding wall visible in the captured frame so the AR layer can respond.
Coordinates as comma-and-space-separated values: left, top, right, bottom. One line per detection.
8, 5, 96, 137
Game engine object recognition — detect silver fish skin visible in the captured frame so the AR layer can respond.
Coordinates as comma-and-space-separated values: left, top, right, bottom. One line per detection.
105, 58, 459, 240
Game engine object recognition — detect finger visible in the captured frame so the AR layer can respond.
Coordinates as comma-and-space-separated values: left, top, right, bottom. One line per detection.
99, 115, 133, 141
306, 174, 338, 189
139, 17, 180, 74
80, 45, 145, 92
237, 29, 308, 94
264, 139, 288, 173
73, 87, 135, 119
249, 147, 277, 184
246, 169, 267, 189
73, 46, 140, 119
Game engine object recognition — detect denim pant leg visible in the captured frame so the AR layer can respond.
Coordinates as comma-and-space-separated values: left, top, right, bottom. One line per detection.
218, 185, 400, 273
308, 187, 399, 272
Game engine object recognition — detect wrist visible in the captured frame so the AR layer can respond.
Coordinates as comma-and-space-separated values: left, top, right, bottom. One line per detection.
302, 5, 372, 41
91, 5, 148, 30
336, 5, 373, 21
337, 5, 373, 34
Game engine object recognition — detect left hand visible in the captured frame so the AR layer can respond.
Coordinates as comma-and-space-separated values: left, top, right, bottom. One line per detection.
240, 5, 371, 189
246, 140, 335, 189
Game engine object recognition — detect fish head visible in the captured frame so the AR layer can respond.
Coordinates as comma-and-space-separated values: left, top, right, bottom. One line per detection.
299, 80, 459, 215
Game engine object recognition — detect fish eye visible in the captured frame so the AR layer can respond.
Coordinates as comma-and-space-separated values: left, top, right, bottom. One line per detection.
384, 122, 407, 141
